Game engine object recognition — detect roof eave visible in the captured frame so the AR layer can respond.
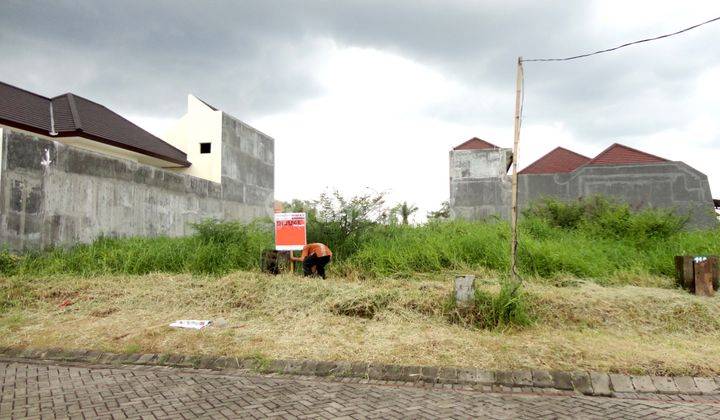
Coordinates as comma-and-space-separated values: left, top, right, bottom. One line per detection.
0, 119, 191, 168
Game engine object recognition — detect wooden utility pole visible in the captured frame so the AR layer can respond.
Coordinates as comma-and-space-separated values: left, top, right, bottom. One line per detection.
510, 56, 523, 284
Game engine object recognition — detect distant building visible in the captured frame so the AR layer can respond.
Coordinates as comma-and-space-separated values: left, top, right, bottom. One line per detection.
0, 81, 273, 250
449, 138, 716, 228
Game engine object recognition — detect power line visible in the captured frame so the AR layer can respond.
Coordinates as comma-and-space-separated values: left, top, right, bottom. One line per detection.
523, 15, 720, 62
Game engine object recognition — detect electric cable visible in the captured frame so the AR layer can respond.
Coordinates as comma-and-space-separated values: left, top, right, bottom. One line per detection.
523, 15, 720, 62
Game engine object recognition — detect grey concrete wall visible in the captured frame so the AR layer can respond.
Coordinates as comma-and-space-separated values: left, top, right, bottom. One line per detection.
450, 148, 715, 229
449, 148, 512, 220
0, 128, 273, 251
220, 113, 274, 217
518, 162, 716, 228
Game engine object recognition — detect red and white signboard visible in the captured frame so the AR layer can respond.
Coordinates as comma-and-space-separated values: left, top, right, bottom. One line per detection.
274, 212, 307, 251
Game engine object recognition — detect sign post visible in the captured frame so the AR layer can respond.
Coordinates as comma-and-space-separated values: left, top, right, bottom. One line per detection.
274, 212, 307, 272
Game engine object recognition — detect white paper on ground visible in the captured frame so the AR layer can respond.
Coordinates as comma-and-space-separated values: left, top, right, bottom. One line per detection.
169, 320, 212, 329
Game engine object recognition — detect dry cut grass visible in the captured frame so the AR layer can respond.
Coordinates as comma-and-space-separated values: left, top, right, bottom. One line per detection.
1, 271, 719, 376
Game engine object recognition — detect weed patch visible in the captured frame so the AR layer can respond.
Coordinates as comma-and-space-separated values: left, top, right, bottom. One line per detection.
448, 282, 534, 330
328, 289, 398, 319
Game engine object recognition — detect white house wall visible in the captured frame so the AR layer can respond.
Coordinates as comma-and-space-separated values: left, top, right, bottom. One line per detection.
164, 95, 222, 183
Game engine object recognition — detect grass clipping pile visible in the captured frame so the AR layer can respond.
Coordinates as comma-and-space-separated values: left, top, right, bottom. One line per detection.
1, 271, 720, 376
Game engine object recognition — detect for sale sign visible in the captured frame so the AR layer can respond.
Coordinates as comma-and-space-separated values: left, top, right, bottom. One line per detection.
274, 212, 307, 251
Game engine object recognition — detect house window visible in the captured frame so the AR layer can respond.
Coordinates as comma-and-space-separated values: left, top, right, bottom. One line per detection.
200, 142, 211, 154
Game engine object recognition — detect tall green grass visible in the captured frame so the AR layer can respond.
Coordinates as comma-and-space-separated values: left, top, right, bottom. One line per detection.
340, 197, 720, 282
1, 197, 718, 282
1, 220, 272, 276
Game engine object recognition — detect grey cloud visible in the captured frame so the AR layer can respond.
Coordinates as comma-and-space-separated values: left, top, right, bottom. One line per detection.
0, 0, 718, 146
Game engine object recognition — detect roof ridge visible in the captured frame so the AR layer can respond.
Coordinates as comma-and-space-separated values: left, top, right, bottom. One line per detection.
554, 146, 591, 160
453, 137, 499, 150
587, 142, 668, 165
0, 80, 51, 101
65, 93, 83, 132
519, 146, 591, 175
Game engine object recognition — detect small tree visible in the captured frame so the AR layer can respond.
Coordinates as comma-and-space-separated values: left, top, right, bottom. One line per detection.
392, 201, 419, 225
427, 201, 450, 220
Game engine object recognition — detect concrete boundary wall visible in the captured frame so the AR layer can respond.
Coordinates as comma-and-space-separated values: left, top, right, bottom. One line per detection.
450, 148, 716, 229
0, 128, 273, 251
518, 161, 716, 228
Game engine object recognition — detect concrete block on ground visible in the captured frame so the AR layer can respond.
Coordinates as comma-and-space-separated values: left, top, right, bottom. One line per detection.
314, 361, 335, 377
630, 375, 656, 393
457, 368, 478, 384
331, 361, 352, 377
437, 367, 459, 384
532, 370, 554, 388
694, 377, 719, 394
571, 372, 594, 395
550, 371, 574, 390
589, 372, 611, 396
421, 366, 439, 383
454, 275, 475, 305
674, 376, 701, 394
282, 360, 304, 375
402, 366, 423, 382
512, 371, 533, 387
651, 376, 678, 394
495, 371, 514, 386
609, 374, 634, 393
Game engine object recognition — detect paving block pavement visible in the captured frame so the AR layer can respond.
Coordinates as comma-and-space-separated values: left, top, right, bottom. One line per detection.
2, 359, 720, 419
2, 346, 720, 400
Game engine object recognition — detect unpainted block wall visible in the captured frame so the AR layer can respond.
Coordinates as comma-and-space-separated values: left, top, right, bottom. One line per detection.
449, 147, 716, 229
449, 148, 512, 220
518, 162, 716, 229
220, 113, 274, 214
0, 128, 273, 251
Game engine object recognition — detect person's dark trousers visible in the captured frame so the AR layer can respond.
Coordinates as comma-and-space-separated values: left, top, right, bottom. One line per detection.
303, 255, 331, 279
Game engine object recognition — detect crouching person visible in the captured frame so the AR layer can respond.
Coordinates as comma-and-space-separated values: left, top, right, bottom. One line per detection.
291, 243, 332, 279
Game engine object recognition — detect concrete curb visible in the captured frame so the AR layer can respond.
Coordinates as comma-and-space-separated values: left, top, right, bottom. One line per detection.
2, 346, 719, 398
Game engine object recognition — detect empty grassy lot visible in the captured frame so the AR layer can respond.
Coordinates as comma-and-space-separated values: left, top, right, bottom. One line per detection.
2, 270, 719, 376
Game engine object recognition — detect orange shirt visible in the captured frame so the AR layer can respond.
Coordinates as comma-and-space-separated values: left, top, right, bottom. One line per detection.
301, 243, 332, 259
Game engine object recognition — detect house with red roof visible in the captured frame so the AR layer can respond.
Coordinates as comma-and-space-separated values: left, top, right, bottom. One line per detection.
450, 139, 716, 228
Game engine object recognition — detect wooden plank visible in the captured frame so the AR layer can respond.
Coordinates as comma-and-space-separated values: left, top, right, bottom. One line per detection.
694, 259, 715, 297
674, 255, 694, 291
709, 256, 719, 290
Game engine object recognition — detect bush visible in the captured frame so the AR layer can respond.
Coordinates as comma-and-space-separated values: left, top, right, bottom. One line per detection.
0, 250, 20, 276
523, 196, 688, 241
448, 282, 534, 330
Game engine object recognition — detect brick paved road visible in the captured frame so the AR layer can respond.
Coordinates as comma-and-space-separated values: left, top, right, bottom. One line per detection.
2, 359, 720, 419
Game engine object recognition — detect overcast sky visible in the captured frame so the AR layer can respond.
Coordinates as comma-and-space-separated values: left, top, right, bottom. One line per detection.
1, 0, 719, 220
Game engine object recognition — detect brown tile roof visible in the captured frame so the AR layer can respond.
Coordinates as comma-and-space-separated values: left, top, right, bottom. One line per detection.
519, 147, 591, 174
0, 81, 190, 167
453, 137, 499, 150
587, 143, 668, 166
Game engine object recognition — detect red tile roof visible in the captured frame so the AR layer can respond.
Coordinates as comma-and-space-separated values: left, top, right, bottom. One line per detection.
587, 143, 668, 166
0, 81, 190, 167
453, 137, 499, 150
519, 147, 591, 174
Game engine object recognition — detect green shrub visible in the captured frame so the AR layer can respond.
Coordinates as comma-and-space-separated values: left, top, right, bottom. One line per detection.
0, 250, 20, 276
7, 220, 273, 277
448, 282, 534, 329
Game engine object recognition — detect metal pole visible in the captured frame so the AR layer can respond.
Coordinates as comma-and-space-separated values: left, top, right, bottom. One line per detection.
510, 56, 523, 284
